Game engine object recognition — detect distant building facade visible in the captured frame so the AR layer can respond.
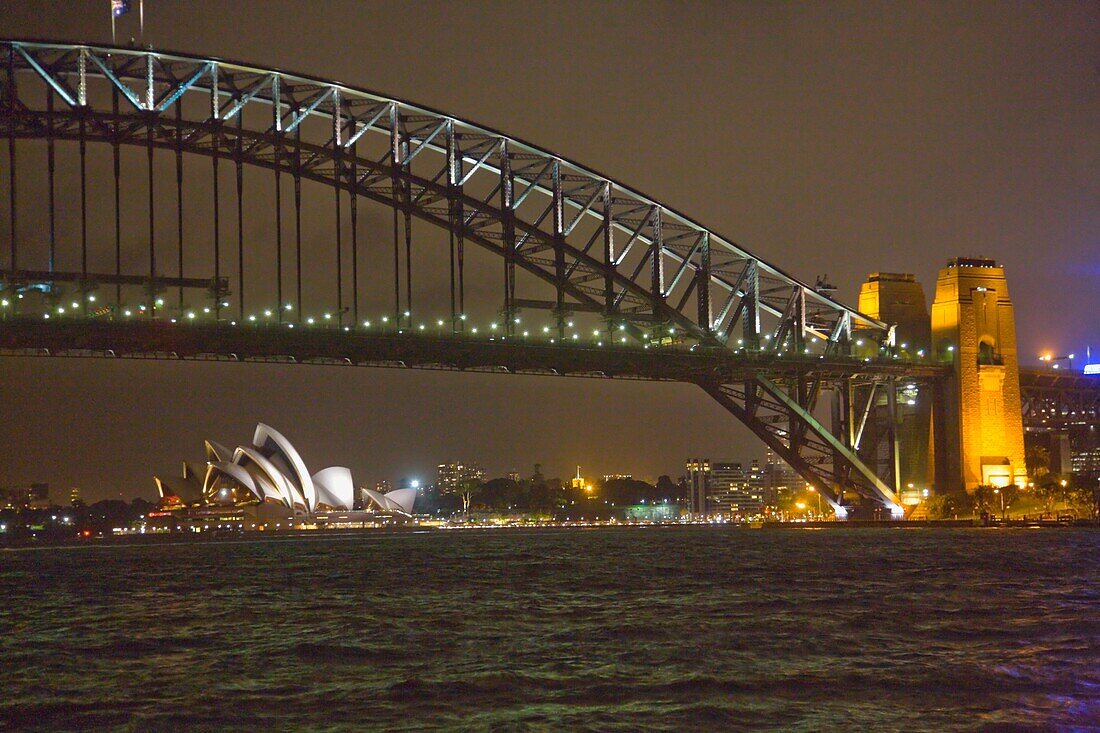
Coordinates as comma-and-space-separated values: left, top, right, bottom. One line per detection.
1071, 446, 1100, 480
710, 462, 766, 518
709, 463, 745, 516
756, 450, 799, 509
0, 483, 49, 510
685, 459, 710, 517
685, 452, 799, 519
437, 462, 485, 494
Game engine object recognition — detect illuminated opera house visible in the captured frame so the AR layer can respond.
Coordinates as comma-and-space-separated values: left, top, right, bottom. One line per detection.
153, 423, 415, 526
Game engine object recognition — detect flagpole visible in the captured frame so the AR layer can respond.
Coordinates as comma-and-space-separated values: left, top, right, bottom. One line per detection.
111, 2, 116, 45
139, 0, 144, 43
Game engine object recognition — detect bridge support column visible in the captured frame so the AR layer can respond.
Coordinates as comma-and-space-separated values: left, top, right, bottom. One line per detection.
857, 273, 932, 508
930, 258, 1026, 492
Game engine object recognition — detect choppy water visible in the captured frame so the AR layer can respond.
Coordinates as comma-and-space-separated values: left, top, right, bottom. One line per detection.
1, 526, 1098, 732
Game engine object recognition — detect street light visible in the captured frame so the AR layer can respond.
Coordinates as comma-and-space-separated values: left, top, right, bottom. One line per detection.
993, 488, 1005, 520
807, 486, 822, 516
1040, 353, 1076, 371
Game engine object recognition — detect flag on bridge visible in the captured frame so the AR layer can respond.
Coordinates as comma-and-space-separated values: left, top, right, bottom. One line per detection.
111, 0, 131, 18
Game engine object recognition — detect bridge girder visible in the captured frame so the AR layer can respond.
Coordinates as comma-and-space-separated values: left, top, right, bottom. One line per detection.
1019, 368, 1100, 431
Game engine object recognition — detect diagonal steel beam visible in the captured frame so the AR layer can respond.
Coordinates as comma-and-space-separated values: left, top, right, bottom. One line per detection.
754, 374, 903, 514
13, 45, 78, 106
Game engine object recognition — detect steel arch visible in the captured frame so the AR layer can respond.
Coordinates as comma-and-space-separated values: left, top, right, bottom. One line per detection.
1, 39, 890, 348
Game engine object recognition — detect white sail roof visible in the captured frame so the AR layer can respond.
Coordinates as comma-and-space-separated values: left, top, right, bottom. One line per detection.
203, 460, 260, 502
173, 423, 368, 514
234, 445, 305, 510
253, 424, 316, 511
363, 487, 417, 515
205, 439, 233, 463
384, 488, 417, 515
312, 466, 355, 511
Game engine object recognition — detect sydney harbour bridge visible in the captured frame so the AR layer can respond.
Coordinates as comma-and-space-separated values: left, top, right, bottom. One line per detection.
1, 40, 1096, 518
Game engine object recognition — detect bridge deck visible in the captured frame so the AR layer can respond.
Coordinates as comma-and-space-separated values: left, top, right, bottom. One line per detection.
0, 320, 949, 384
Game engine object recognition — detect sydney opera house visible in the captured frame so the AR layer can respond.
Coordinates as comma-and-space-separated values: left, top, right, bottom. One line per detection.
154, 423, 415, 526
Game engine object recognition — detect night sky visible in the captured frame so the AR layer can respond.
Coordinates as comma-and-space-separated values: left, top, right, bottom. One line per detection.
1, 1, 1097, 503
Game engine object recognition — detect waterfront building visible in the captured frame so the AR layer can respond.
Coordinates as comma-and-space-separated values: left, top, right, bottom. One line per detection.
708, 462, 743, 516
360, 481, 394, 510
685, 458, 710, 518
710, 462, 765, 518
622, 502, 681, 522
154, 461, 205, 507
437, 462, 485, 494
155, 423, 356, 515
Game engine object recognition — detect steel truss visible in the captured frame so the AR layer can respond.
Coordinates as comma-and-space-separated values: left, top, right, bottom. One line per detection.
1, 40, 920, 514
1019, 368, 1100, 431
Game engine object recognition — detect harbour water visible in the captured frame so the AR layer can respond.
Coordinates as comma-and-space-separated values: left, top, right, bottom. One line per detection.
2, 526, 1098, 731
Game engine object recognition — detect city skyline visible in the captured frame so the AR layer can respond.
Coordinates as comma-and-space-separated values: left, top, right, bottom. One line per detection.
1, 1, 1097, 502
10, 440, 786, 505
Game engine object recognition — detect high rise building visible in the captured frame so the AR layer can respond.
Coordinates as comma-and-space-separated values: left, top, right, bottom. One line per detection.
1071, 447, 1100, 480
710, 462, 743, 516
437, 462, 485, 495
685, 459, 710, 517
709, 462, 767, 518
755, 451, 798, 509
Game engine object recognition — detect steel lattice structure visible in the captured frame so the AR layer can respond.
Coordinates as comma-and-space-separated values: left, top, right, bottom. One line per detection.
0, 40, 940, 516
1020, 368, 1100, 431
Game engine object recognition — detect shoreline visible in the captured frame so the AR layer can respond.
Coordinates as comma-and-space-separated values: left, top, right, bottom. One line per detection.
4, 517, 1097, 549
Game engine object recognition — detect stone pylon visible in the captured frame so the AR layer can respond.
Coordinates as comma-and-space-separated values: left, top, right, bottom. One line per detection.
858, 273, 932, 498
930, 258, 1026, 491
